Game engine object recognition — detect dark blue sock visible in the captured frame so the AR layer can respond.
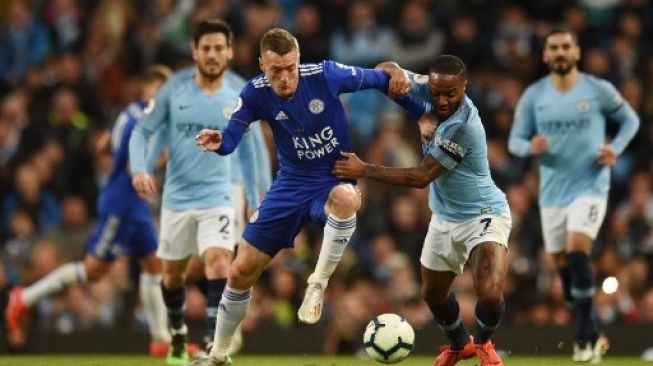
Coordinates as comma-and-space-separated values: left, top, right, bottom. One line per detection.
568, 251, 598, 343
196, 277, 208, 298
161, 283, 186, 331
206, 278, 227, 342
474, 301, 505, 344
427, 292, 469, 350
558, 265, 573, 307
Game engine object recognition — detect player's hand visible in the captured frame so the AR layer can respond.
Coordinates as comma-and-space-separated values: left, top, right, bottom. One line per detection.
332, 151, 368, 179
597, 144, 617, 166
195, 129, 223, 152
417, 114, 437, 143
132, 172, 156, 196
386, 69, 411, 99
530, 135, 549, 155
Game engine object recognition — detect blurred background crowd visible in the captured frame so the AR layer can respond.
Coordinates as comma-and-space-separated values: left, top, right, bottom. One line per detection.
0, 0, 652, 355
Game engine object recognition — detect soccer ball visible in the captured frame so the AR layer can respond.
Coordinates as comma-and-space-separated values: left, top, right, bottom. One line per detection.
363, 313, 415, 364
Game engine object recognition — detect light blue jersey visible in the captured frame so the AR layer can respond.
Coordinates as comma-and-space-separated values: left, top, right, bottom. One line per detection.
129, 70, 260, 210
406, 72, 508, 222
508, 73, 640, 207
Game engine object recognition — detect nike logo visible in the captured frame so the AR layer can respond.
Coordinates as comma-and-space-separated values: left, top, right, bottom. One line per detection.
179, 105, 191, 110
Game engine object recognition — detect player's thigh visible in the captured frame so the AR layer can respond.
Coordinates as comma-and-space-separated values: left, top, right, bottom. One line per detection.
196, 206, 236, 256
540, 205, 568, 254
455, 210, 512, 268
86, 214, 124, 262
420, 214, 463, 274
124, 216, 159, 261
566, 196, 607, 249
244, 187, 309, 257
158, 208, 197, 261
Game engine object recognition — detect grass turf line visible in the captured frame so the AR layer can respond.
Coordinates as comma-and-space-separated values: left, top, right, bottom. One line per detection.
0, 355, 645, 366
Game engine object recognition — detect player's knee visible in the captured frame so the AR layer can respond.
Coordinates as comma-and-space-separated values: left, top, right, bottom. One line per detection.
228, 262, 256, 288
203, 248, 232, 278
327, 184, 360, 217
162, 272, 185, 289
476, 289, 503, 309
85, 265, 107, 282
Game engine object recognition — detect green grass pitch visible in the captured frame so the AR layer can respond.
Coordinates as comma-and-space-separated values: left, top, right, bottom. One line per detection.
0, 355, 646, 366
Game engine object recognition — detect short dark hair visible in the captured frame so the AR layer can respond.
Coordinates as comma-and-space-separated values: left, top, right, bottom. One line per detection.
193, 19, 233, 47
544, 26, 579, 45
429, 55, 466, 77
260, 28, 300, 55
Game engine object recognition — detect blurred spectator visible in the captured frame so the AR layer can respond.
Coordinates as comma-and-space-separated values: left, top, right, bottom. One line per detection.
1, 163, 60, 239
330, 0, 392, 67
41, 0, 85, 53
45, 195, 93, 261
294, 3, 330, 63
388, 1, 444, 74
0, 0, 51, 85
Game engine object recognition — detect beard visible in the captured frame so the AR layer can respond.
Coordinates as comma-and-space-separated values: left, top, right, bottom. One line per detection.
549, 58, 576, 76
197, 62, 225, 82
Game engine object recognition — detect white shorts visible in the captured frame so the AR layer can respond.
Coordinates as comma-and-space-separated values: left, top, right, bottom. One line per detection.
157, 206, 236, 261
232, 183, 246, 240
540, 196, 607, 254
420, 210, 512, 275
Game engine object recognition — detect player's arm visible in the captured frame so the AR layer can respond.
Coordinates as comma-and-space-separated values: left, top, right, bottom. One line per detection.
332, 151, 445, 189
129, 83, 171, 195
375, 61, 411, 99
234, 128, 261, 210
144, 126, 168, 172
597, 80, 640, 164
251, 123, 273, 194
508, 87, 547, 156
196, 87, 260, 155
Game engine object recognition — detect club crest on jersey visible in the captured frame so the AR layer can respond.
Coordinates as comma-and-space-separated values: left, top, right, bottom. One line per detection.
576, 99, 590, 112
309, 99, 324, 114
222, 106, 234, 119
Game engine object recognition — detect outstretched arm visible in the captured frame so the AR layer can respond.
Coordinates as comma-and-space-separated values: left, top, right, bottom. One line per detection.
195, 120, 248, 155
331, 151, 445, 189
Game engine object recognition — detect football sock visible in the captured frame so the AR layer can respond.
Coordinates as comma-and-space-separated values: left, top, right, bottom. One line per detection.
195, 276, 209, 297
213, 286, 251, 356
206, 278, 227, 343
568, 251, 598, 343
139, 273, 170, 343
474, 300, 505, 344
22, 262, 87, 307
161, 283, 186, 331
308, 214, 356, 287
558, 265, 573, 307
427, 292, 469, 351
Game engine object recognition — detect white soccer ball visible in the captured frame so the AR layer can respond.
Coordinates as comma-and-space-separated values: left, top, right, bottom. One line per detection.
363, 313, 415, 364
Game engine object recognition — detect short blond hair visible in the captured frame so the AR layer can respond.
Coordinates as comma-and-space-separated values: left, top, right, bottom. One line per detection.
260, 28, 299, 56
143, 64, 172, 83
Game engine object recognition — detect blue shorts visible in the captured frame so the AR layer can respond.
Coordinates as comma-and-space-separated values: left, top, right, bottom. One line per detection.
242, 173, 339, 257
87, 213, 158, 262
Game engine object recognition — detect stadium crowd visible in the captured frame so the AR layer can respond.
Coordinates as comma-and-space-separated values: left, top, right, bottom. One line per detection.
1, 0, 652, 354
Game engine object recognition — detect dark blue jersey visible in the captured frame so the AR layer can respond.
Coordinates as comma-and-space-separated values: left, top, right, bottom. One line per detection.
98, 101, 151, 218
219, 61, 420, 178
